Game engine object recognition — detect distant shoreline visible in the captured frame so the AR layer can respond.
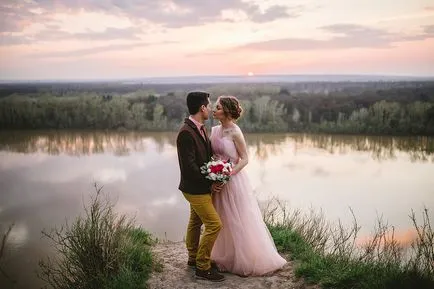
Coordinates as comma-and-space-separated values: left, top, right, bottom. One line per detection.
1, 81, 433, 136
1, 74, 434, 84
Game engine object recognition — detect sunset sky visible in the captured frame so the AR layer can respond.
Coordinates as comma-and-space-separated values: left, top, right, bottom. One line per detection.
1, 0, 434, 80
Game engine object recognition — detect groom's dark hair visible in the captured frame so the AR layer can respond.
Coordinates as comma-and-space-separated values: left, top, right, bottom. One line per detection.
186, 91, 210, 115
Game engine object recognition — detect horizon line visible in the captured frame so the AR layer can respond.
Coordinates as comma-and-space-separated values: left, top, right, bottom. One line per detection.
1, 73, 434, 83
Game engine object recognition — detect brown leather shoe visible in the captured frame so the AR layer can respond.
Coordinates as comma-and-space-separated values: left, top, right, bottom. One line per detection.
195, 268, 225, 282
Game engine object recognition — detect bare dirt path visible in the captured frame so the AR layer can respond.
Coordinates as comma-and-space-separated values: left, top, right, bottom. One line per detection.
147, 241, 319, 289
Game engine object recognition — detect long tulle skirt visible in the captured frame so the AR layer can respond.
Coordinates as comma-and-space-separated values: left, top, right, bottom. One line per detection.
211, 170, 287, 276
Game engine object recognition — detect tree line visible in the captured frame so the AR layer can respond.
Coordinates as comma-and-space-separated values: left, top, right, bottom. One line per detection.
0, 83, 434, 135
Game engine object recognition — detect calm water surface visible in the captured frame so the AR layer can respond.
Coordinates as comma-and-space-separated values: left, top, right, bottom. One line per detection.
0, 130, 433, 288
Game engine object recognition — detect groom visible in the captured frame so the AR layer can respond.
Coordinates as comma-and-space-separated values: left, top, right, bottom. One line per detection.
176, 91, 225, 282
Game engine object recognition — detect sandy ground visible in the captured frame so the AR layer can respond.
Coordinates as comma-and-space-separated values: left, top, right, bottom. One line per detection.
147, 241, 320, 289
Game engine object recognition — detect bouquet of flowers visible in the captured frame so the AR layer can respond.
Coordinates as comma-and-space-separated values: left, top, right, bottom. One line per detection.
200, 157, 233, 184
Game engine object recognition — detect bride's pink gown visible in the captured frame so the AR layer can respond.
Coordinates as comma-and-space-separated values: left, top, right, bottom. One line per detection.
210, 125, 287, 276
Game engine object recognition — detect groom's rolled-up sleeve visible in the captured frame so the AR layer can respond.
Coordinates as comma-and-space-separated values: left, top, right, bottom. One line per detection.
177, 131, 203, 182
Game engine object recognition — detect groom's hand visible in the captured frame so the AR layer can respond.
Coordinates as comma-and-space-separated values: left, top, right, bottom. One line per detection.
211, 181, 224, 194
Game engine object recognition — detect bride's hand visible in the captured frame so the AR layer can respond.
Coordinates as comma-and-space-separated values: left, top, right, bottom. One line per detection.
211, 181, 224, 194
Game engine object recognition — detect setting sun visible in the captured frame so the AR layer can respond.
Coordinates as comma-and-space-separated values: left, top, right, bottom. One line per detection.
247, 72, 254, 76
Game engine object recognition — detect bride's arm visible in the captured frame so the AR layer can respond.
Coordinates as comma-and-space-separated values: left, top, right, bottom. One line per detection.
231, 128, 248, 175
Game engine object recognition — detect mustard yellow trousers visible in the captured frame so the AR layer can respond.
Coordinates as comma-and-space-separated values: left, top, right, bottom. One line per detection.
183, 192, 222, 271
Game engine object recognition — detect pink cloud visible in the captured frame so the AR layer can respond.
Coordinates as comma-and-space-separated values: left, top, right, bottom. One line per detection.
236, 24, 434, 52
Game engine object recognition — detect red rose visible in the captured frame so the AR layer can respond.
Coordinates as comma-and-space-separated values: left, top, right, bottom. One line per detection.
210, 164, 224, 173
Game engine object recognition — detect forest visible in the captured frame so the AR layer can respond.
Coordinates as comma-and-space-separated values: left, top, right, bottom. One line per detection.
1, 81, 433, 135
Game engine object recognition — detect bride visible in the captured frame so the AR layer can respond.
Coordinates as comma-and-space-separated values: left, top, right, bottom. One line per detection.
210, 95, 287, 276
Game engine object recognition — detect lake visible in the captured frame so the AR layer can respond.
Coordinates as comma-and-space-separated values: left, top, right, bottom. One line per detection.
0, 130, 433, 288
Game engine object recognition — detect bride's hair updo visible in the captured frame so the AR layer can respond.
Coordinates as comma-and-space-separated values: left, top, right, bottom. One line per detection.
218, 95, 243, 120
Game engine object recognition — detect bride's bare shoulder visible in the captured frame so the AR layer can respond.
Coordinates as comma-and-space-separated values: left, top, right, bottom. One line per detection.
234, 123, 242, 131
232, 124, 244, 137
224, 123, 243, 138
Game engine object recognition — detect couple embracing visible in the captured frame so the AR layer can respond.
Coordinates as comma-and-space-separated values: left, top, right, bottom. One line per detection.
176, 91, 287, 282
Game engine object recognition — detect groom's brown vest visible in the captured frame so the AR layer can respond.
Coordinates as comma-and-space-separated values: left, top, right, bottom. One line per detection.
177, 118, 213, 195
